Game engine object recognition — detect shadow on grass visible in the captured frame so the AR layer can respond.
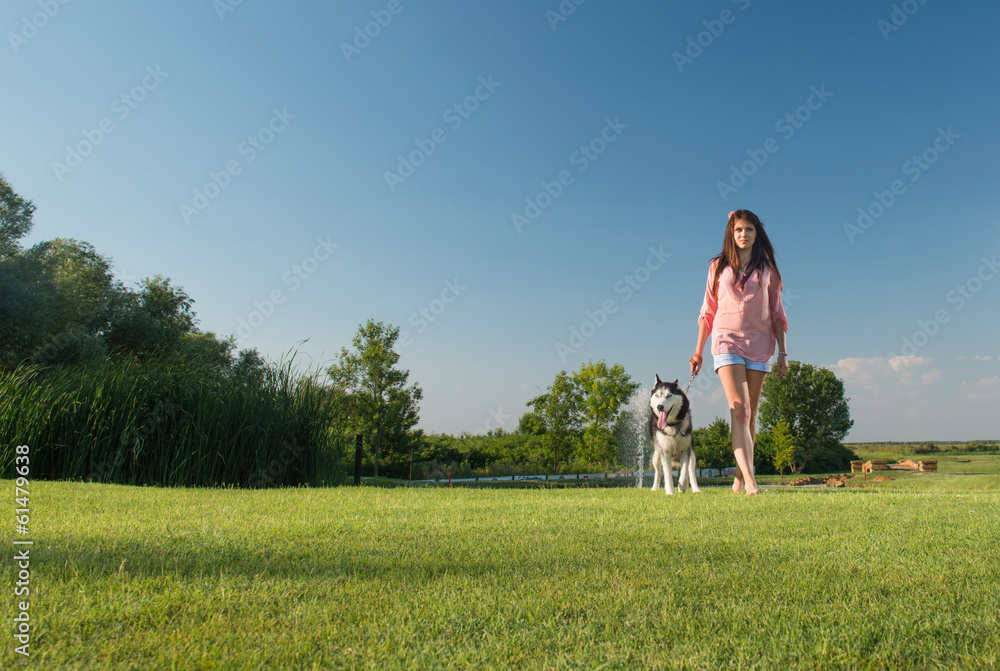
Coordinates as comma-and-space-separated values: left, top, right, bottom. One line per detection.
41, 526, 687, 585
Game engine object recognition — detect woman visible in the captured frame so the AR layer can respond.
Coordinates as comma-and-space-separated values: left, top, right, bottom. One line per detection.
690, 209, 788, 496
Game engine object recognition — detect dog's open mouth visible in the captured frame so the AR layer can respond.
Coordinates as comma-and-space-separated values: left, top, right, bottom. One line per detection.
657, 411, 668, 430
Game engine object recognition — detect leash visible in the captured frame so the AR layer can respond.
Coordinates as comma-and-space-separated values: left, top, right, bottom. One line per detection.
681, 372, 697, 396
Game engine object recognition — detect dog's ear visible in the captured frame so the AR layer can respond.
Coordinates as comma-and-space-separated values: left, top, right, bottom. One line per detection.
654, 374, 662, 386
673, 379, 678, 386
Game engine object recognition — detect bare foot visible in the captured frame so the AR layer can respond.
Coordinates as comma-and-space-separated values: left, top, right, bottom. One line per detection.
745, 487, 760, 496
732, 478, 744, 493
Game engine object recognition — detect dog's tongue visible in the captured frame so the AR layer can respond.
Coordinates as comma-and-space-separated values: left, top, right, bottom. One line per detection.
657, 411, 668, 430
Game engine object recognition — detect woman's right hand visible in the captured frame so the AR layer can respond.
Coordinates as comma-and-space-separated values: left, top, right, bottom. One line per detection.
689, 353, 703, 376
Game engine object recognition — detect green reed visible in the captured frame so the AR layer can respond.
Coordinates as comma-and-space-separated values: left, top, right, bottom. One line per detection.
0, 356, 346, 487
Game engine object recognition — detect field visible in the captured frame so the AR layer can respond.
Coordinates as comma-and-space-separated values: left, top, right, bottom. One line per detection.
847, 444, 999, 475
3, 470, 1000, 670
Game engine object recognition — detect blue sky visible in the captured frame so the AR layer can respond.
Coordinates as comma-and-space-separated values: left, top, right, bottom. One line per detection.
3, 0, 998, 442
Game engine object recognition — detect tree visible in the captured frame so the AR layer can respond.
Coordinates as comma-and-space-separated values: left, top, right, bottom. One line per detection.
693, 417, 735, 474
0, 204, 222, 368
753, 429, 775, 475
758, 360, 856, 473
131, 274, 197, 333
326, 320, 422, 477
0, 175, 48, 366
573, 360, 638, 432
528, 370, 582, 472
770, 418, 798, 476
0, 254, 57, 367
0, 172, 35, 257
105, 275, 199, 357
517, 411, 546, 436
31, 325, 107, 368
177, 332, 237, 370
378, 383, 423, 468
24, 238, 122, 337
232, 347, 268, 381
572, 360, 638, 464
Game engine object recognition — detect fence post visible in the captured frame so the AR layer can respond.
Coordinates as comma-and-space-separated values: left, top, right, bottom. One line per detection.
353, 434, 363, 485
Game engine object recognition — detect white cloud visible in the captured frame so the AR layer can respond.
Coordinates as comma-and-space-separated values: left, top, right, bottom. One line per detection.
824, 357, 996, 441
829, 357, 884, 386
830, 356, 940, 393
887, 354, 932, 373
960, 376, 1000, 401
921, 369, 943, 385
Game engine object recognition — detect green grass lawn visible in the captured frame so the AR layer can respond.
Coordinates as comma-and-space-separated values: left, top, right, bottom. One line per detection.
4, 474, 1000, 670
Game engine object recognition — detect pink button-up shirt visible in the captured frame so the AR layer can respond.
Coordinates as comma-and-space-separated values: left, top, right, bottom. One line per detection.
699, 259, 788, 362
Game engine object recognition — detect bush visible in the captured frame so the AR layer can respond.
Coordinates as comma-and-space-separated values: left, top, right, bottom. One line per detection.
410, 460, 476, 481
408, 458, 622, 481
693, 417, 736, 473
753, 430, 776, 475
801, 438, 858, 473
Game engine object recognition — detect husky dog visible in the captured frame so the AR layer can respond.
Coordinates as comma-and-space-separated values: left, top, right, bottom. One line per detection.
648, 375, 701, 495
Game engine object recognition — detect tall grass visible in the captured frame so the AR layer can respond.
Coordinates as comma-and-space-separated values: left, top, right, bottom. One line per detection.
0, 355, 346, 487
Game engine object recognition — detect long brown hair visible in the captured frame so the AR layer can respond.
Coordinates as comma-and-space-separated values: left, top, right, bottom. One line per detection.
710, 209, 782, 298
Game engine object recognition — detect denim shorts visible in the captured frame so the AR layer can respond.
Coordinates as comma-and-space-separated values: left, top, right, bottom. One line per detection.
713, 352, 771, 373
